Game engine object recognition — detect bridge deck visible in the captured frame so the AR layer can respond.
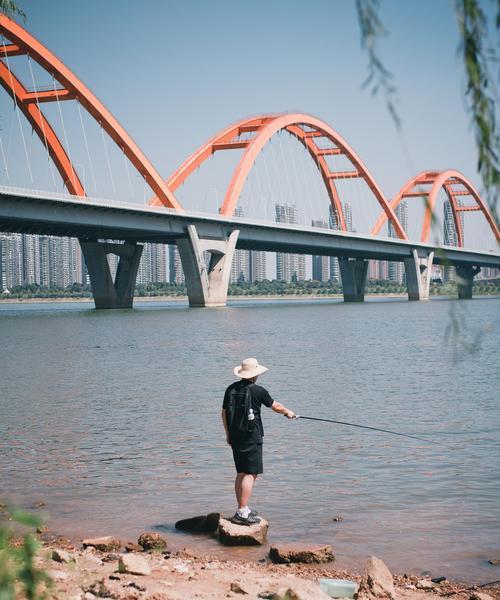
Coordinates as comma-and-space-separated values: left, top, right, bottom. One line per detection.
0, 188, 498, 268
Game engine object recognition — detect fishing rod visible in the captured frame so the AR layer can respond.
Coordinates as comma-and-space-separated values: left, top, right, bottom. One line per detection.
293, 415, 452, 448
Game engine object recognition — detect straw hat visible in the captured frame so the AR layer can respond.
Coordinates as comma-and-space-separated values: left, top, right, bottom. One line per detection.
234, 357, 268, 379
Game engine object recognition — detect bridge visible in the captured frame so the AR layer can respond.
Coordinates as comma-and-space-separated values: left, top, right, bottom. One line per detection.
0, 15, 498, 309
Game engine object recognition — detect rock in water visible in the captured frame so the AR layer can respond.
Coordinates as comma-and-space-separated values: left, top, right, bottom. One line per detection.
357, 556, 396, 600
218, 517, 268, 546
269, 543, 334, 564
137, 531, 167, 551
82, 536, 121, 552
118, 553, 151, 576
175, 513, 221, 533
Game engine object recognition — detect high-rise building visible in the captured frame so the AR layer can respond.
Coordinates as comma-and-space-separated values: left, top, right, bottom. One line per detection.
230, 207, 251, 283
443, 199, 465, 283
329, 202, 352, 281
137, 243, 167, 285
275, 204, 305, 282
0, 234, 22, 290
22, 234, 40, 285
169, 244, 184, 284
311, 219, 329, 282
0, 233, 84, 290
388, 201, 408, 283
249, 251, 267, 282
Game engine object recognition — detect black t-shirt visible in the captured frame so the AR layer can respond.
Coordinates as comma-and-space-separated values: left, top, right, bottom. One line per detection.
223, 380, 274, 440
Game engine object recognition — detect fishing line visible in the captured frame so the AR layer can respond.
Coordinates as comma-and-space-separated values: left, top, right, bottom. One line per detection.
294, 414, 452, 448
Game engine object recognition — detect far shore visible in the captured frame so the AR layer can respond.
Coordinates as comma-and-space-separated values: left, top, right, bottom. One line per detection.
1, 292, 499, 305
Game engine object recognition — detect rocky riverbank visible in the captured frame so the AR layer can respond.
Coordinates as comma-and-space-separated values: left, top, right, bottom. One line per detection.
34, 532, 500, 600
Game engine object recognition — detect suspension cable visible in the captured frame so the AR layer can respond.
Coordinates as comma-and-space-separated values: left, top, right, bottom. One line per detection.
0, 133, 9, 179
100, 124, 116, 196
122, 145, 134, 201
1, 35, 33, 182
52, 73, 77, 192
76, 100, 97, 194
27, 55, 57, 186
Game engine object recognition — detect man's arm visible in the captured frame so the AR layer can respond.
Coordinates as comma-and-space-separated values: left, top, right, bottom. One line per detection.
271, 401, 295, 419
221, 409, 231, 445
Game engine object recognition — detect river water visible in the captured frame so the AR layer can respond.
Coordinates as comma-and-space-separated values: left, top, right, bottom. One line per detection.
0, 297, 499, 581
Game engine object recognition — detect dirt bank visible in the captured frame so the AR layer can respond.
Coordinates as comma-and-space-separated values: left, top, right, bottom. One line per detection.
36, 537, 500, 600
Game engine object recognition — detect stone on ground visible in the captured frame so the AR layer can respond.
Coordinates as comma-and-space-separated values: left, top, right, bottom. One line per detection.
230, 581, 249, 594
118, 553, 151, 576
357, 556, 396, 600
218, 517, 268, 546
137, 531, 167, 551
51, 548, 73, 563
82, 536, 121, 552
269, 543, 334, 564
125, 541, 143, 552
175, 512, 221, 533
417, 580, 437, 590
470, 593, 494, 600
263, 580, 332, 600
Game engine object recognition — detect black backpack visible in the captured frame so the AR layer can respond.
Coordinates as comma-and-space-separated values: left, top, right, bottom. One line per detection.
226, 383, 256, 443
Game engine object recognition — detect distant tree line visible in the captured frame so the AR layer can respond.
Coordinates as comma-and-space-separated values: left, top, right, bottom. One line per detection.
2, 278, 500, 300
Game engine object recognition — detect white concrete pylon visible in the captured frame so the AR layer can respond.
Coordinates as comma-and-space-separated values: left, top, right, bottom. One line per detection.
404, 249, 434, 301
176, 224, 239, 307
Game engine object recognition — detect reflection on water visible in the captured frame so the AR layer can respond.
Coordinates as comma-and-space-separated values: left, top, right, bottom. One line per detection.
0, 297, 499, 581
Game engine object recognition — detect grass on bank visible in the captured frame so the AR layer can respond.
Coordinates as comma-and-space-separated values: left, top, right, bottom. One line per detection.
1, 278, 499, 300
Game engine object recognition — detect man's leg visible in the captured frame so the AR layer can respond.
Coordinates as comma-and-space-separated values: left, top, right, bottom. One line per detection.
238, 473, 257, 509
234, 472, 244, 507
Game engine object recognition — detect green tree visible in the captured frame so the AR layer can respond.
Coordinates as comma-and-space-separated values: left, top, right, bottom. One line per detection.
356, 0, 499, 220
0, 1, 25, 20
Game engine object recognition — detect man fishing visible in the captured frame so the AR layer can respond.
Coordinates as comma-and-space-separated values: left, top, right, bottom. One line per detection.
222, 358, 295, 526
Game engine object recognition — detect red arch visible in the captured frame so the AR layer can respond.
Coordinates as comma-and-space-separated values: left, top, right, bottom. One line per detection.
371, 170, 499, 245
152, 113, 408, 239
0, 15, 181, 209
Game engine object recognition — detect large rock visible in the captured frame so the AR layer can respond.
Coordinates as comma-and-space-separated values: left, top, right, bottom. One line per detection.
82, 536, 121, 552
218, 517, 268, 546
118, 553, 151, 576
357, 556, 396, 600
269, 543, 334, 564
137, 531, 167, 551
175, 513, 221, 533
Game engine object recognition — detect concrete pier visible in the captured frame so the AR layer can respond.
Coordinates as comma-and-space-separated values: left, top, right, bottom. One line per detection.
176, 225, 239, 307
80, 240, 143, 309
455, 265, 481, 299
404, 249, 434, 301
339, 258, 368, 302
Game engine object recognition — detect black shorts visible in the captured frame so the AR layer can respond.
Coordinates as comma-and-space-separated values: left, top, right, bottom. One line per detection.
232, 443, 263, 474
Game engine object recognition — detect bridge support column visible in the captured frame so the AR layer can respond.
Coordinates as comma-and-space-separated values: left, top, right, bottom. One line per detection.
80, 240, 143, 309
404, 249, 434, 301
339, 258, 368, 302
176, 224, 239, 307
456, 265, 480, 299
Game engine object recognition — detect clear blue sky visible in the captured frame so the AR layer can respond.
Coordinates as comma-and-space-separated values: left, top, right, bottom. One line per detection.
1, 0, 497, 247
